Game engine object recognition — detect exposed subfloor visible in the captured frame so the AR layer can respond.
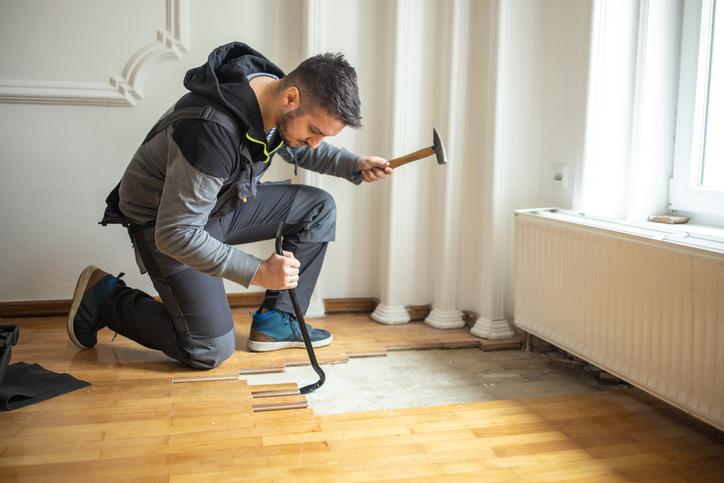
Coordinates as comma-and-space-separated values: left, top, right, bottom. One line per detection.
243, 348, 623, 414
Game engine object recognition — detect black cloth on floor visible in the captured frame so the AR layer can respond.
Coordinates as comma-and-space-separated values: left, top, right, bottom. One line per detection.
0, 362, 90, 410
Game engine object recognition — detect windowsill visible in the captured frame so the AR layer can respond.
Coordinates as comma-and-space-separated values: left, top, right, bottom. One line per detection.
670, 209, 724, 236
665, 220, 724, 238
516, 208, 724, 255
658, 221, 724, 254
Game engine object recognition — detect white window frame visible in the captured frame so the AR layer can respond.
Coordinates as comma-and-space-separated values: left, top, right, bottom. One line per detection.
670, 0, 724, 216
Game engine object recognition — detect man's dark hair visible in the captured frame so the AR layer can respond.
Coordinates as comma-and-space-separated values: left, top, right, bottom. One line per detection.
283, 53, 362, 128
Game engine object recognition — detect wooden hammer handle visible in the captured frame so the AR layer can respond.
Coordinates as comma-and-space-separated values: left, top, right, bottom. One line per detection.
388, 146, 434, 169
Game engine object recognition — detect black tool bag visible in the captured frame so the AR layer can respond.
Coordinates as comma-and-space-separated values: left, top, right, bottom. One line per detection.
0, 325, 20, 385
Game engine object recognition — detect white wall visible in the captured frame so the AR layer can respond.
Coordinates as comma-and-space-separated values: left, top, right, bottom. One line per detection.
0, 0, 381, 301
540, 0, 591, 209
455, 0, 591, 321
295, 0, 393, 300
0, 0, 592, 324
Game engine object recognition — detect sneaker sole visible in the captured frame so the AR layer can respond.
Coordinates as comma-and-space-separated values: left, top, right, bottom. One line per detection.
247, 334, 333, 352
67, 265, 99, 350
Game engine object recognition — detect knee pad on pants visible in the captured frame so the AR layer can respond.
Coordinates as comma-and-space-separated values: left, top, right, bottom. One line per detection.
293, 186, 337, 243
179, 328, 235, 370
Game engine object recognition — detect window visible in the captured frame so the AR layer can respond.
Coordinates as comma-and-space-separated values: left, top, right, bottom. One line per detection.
671, 0, 724, 217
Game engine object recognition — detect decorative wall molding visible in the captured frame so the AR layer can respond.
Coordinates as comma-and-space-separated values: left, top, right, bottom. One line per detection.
0, 0, 189, 107
470, 0, 515, 339
370, 303, 410, 325
371, 0, 414, 325
490, 0, 514, 324
471, 317, 514, 340
305, 296, 326, 318
425, 308, 466, 329
424, 0, 469, 330
301, 0, 326, 318
302, 0, 322, 57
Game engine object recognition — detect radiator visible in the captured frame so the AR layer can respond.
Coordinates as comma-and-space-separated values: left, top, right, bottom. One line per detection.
515, 208, 724, 431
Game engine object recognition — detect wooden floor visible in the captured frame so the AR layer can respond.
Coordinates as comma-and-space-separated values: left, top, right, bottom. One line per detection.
1, 311, 723, 482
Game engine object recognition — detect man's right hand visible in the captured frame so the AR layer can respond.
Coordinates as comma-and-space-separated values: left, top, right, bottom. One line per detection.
251, 251, 300, 290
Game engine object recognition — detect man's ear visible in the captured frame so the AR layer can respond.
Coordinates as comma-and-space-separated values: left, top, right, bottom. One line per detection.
283, 86, 300, 110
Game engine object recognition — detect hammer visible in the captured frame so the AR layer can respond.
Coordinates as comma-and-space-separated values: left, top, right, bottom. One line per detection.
388, 128, 447, 169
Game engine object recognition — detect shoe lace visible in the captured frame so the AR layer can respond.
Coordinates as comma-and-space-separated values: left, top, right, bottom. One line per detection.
288, 315, 303, 339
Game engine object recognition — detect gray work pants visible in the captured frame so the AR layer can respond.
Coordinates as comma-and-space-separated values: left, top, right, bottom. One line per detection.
100, 183, 335, 369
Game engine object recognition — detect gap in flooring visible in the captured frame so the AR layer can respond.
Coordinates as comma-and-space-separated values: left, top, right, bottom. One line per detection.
242, 348, 626, 414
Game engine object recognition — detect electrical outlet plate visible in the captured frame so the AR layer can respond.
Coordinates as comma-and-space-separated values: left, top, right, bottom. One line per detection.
552, 163, 568, 190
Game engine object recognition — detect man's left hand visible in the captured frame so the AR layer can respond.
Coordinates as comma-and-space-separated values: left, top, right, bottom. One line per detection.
357, 156, 393, 183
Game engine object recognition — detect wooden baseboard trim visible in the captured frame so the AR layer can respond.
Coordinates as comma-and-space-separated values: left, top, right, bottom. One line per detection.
0, 299, 71, 318
227, 292, 266, 309
407, 304, 432, 321
462, 310, 479, 328
0, 292, 267, 318
324, 297, 378, 314
0, 295, 385, 319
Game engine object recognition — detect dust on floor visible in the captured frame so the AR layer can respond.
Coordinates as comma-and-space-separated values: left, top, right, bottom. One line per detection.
242, 348, 626, 414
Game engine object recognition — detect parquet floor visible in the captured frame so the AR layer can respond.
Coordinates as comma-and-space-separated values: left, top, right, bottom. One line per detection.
1, 311, 723, 482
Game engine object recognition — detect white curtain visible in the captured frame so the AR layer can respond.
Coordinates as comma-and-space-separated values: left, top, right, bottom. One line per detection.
578, 0, 682, 221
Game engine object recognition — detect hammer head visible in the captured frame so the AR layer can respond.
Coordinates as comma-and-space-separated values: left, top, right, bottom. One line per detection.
432, 128, 447, 165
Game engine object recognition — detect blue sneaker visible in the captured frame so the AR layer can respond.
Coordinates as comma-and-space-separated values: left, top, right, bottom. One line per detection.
247, 309, 333, 352
67, 266, 124, 349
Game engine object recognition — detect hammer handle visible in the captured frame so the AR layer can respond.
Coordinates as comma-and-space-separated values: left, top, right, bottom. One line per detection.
388, 146, 434, 169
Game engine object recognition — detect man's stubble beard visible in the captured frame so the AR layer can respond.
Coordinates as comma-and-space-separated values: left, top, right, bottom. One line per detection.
277, 108, 303, 147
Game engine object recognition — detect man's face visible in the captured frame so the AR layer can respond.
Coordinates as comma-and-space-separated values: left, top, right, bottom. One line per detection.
277, 107, 345, 149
